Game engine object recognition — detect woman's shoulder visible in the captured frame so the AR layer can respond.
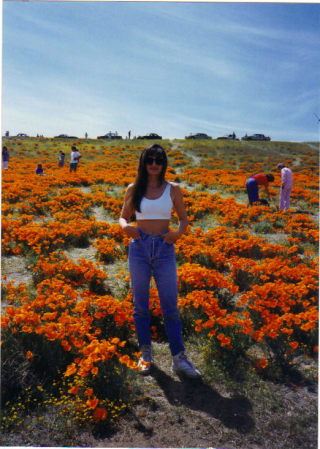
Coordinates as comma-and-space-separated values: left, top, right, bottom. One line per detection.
168, 182, 183, 200
125, 183, 135, 197
126, 182, 135, 191
168, 181, 181, 191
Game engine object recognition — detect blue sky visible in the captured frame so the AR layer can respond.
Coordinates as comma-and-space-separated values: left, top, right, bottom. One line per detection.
2, 1, 320, 141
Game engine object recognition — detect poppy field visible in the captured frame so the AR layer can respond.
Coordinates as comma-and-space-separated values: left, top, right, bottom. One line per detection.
1, 137, 318, 446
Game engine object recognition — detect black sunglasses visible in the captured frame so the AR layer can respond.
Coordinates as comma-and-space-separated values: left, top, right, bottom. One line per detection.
145, 156, 164, 165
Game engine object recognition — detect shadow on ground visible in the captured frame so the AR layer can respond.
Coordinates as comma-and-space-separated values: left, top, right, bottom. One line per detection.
150, 365, 255, 433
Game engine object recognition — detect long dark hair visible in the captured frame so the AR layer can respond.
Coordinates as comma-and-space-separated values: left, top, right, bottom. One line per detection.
132, 144, 168, 212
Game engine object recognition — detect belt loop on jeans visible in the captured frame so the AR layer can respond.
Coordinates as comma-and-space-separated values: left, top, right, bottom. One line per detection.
137, 228, 169, 240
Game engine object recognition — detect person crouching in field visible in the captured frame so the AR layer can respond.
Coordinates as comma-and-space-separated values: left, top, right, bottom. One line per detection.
277, 163, 293, 211
35, 163, 44, 175
69, 146, 81, 172
119, 144, 201, 378
245, 173, 274, 206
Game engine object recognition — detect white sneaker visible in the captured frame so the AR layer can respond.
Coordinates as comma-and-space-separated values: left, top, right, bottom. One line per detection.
137, 345, 152, 375
172, 351, 201, 378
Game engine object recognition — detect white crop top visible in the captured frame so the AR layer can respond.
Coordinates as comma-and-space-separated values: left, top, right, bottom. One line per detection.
135, 182, 173, 220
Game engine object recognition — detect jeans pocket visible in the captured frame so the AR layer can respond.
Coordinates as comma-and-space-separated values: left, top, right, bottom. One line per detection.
162, 238, 174, 249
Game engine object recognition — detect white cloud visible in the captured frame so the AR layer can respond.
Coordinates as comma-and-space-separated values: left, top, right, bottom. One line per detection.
2, 2, 319, 143
133, 32, 245, 81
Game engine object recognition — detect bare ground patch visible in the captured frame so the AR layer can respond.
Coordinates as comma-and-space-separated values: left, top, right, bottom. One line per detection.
1, 341, 317, 449
2, 256, 33, 286
89, 342, 317, 449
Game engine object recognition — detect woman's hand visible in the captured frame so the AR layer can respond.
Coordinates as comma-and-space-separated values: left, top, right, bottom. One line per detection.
163, 231, 180, 244
119, 184, 139, 238
122, 225, 140, 239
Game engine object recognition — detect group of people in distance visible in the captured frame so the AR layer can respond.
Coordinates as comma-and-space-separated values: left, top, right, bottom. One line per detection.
245, 163, 293, 211
36, 146, 82, 175
58, 146, 82, 172
1, 145, 82, 175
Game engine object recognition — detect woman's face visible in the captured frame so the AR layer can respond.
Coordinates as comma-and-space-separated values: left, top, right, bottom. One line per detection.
145, 152, 165, 177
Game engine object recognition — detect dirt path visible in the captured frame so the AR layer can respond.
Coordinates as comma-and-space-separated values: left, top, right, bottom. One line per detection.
240, 140, 286, 156
2, 256, 33, 286
307, 143, 319, 150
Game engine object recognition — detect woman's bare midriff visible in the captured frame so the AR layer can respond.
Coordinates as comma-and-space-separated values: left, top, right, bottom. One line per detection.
136, 219, 170, 235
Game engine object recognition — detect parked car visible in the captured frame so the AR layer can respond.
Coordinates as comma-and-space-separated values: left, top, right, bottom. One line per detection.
97, 132, 122, 140
242, 133, 271, 141
54, 134, 78, 139
185, 133, 212, 140
136, 133, 162, 140
217, 133, 239, 141
15, 133, 29, 138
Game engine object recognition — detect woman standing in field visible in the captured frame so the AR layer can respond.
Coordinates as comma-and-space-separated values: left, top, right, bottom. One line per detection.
119, 144, 200, 378
58, 150, 66, 167
277, 162, 293, 211
2, 146, 9, 169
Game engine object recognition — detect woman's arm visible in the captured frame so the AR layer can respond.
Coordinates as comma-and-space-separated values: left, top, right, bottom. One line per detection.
119, 184, 140, 239
163, 183, 189, 243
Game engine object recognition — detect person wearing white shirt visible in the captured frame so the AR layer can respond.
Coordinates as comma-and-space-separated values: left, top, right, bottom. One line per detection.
277, 163, 293, 211
69, 146, 82, 172
119, 144, 200, 378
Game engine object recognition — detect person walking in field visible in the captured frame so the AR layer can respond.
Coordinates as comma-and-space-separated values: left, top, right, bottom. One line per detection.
245, 173, 274, 206
69, 146, 81, 173
119, 144, 201, 378
277, 163, 293, 211
2, 146, 9, 169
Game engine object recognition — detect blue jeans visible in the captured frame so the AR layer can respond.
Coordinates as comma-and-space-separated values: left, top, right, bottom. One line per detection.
128, 228, 184, 356
246, 178, 259, 204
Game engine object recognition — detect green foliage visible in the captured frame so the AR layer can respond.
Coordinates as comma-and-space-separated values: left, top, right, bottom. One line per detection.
253, 220, 273, 234
1, 330, 74, 406
204, 331, 252, 380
